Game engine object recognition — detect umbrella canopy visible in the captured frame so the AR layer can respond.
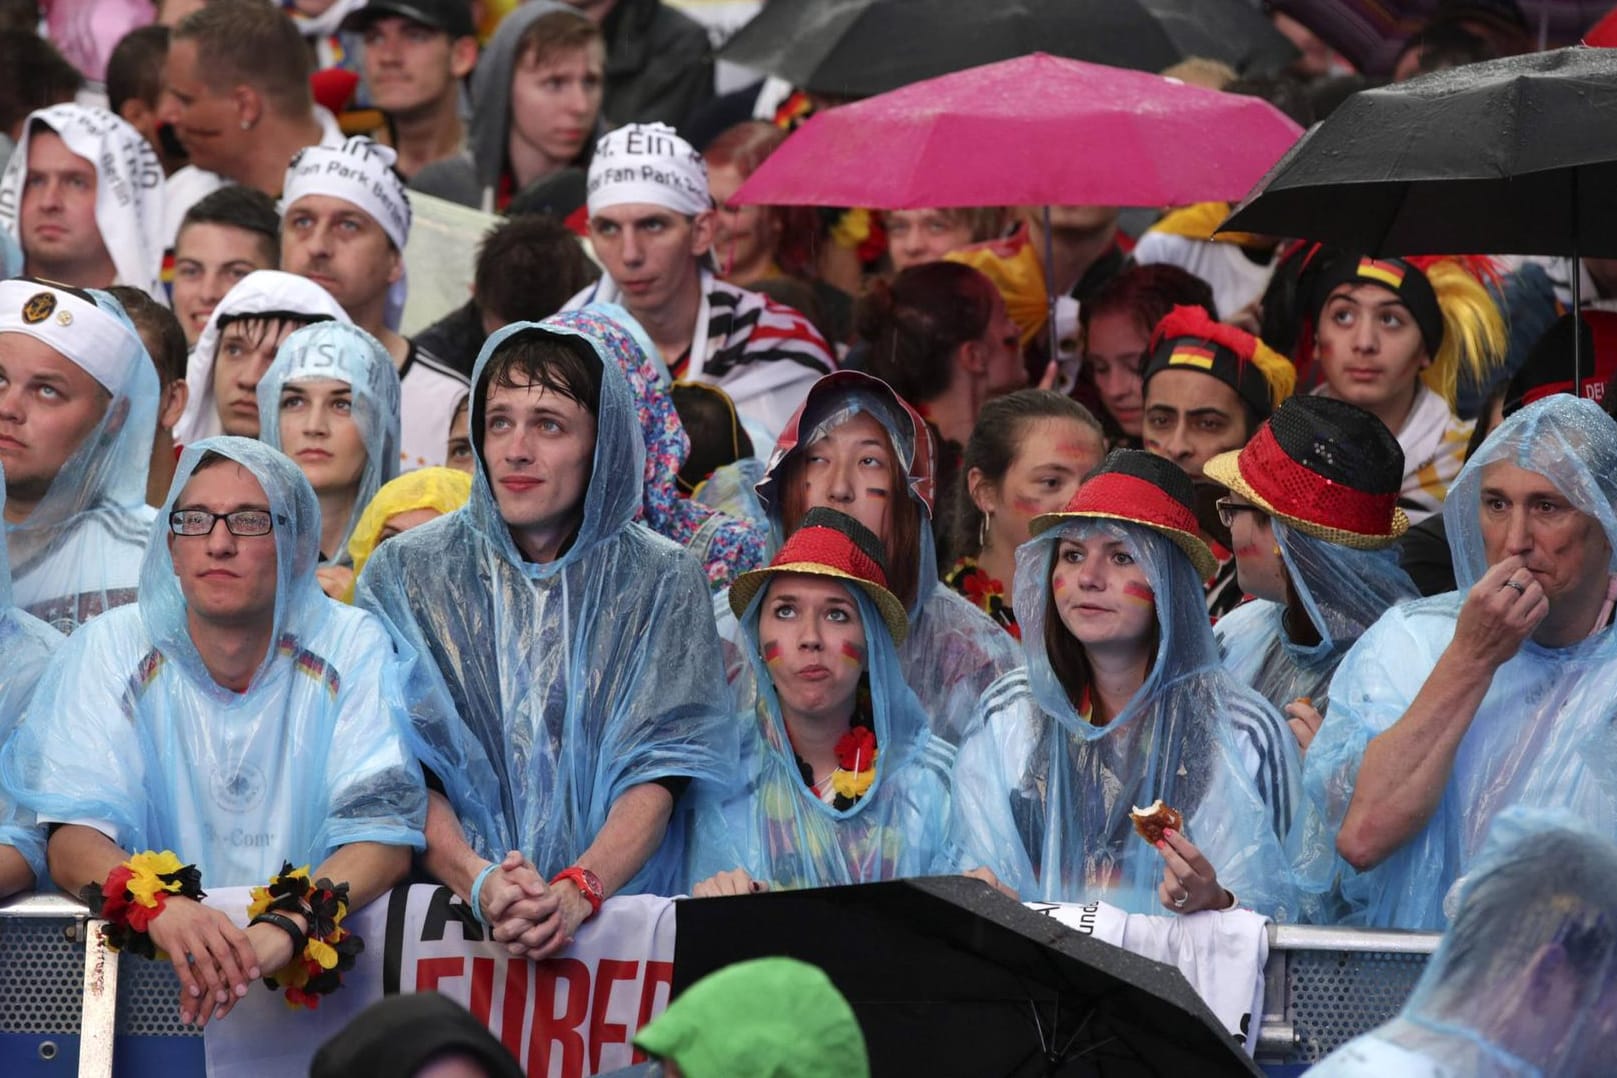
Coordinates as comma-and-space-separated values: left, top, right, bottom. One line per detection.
673, 877, 1262, 1077
720, 0, 1299, 97
1220, 46, 1617, 257
729, 53, 1305, 211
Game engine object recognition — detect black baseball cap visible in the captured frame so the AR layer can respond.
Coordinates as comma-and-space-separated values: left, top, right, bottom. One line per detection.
340, 0, 476, 38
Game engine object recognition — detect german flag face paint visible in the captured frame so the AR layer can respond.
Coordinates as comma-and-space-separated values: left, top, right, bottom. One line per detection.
1121, 580, 1155, 606
838, 639, 865, 668
762, 640, 784, 665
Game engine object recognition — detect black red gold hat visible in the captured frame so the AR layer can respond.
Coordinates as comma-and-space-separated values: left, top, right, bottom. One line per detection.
1031, 449, 1218, 580
1141, 305, 1296, 422
1204, 396, 1408, 549
730, 507, 909, 645
1310, 253, 1444, 357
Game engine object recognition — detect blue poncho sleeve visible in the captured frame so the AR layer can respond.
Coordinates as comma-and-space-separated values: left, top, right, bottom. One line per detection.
0, 609, 62, 883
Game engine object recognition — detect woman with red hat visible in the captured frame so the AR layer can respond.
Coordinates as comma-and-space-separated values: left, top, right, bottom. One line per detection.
951, 450, 1296, 917
716, 371, 1023, 747
687, 508, 956, 894
1205, 396, 1420, 752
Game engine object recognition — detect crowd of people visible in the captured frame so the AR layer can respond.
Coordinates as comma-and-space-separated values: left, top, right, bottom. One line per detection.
3, 0, 1617, 1071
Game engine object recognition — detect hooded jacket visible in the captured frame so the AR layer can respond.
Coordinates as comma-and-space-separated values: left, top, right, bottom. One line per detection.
599, 0, 714, 129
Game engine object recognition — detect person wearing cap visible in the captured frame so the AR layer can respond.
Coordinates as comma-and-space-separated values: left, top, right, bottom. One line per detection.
564, 122, 835, 449
0, 104, 166, 300
1304, 252, 1506, 526
1, 437, 426, 1028
1141, 304, 1297, 620
1296, 396, 1617, 929
1205, 396, 1419, 751
341, 0, 480, 181
714, 371, 1023, 749
0, 279, 160, 634
257, 321, 402, 599
686, 508, 956, 895
311, 990, 524, 1078
282, 135, 470, 470
355, 310, 735, 960
950, 450, 1297, 916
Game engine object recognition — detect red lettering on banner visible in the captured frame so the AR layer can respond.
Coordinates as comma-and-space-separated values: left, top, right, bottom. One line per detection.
530, 958, 590, 1078
632, 961, 674, 1063
501, 960, 529, 1061
416, 956, 466, 993
468, 956, 496, 1025
588, 960, 639, 1072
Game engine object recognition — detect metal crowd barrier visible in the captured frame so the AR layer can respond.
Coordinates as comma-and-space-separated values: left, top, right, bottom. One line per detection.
0, 893, 1440, 1076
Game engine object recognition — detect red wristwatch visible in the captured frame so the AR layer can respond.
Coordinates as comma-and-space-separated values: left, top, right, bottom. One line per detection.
551, 866, 604, 919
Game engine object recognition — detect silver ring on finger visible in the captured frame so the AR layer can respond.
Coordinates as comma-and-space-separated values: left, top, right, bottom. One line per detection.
1172, 891, 1189, 909
1503, 579, 1526, 594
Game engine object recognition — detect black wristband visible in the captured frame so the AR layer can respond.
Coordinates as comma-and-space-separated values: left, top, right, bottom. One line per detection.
251, 910, 308, 957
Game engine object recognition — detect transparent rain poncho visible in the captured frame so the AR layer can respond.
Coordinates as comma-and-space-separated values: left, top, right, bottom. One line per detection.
1215, 521, 1419, 714
949, 519, 1298, 918
354, 313, 738, 896
0, 438, 426, 885
6, 287, 157, 634
0, 467, 63, 884
685, 581, 957, 891
1308, 808, 1617, 1077
256, 321, 402, 566
1294, 396, 1617, 929
714, 374, 1023, 747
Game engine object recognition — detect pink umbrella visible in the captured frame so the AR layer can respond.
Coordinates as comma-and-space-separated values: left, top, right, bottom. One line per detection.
731, 52, 1304, 210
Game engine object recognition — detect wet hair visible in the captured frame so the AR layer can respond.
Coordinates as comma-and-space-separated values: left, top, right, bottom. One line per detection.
473, 215, 600, 326
0, 30, 83, 134
107, 25, 169, 114
178, 185, 282, 267
951, 390, 1103, 559
213, 313, 331, 360
1082, 263, 1218, 340
173, 0, 313, 115
108, 286, 187, 387
671, 381, 753, 493
856, 263, 999, 406
475, 331, 603, 440
514, 8, 603, 71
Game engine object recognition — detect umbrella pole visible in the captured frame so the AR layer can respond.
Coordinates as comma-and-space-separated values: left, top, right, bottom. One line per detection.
1044, 205, 1057, 370
1573, 171, 1583, 396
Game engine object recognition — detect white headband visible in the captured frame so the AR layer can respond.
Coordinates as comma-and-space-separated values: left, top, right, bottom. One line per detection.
0, 279, 146, 393
587, 122, 709, 218
281, 137, 412, 250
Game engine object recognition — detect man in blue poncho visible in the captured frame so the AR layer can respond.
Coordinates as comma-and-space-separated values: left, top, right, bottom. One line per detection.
1296, 396, 1617, 928
1, 438, 427, 1027
0, 277, 158, 633
356, 309, 736, 961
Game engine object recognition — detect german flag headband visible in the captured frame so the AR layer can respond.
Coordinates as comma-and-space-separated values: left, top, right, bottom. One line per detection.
1311, 255, 1444, 357
1142, 305, 1291, 423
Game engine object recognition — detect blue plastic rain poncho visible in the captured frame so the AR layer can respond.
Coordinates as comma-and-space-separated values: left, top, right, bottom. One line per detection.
0, 465, 63, 884
949, 519, 1297, 918
1215, 522, 1419, 713
566, 304, 766, 589
256, 321, 402, 566
715, 373, 1023, 747
1308, 808, 1617, 1077
686, 582, 956, 890
1294, 397, 1617, 929
354, 313, 738, 895
3, 283, 157, 634
0, 438, 426, 884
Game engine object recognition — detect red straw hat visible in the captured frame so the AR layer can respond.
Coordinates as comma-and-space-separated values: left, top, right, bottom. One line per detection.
1031, 449, 1218, 580
730, 507, 909, 645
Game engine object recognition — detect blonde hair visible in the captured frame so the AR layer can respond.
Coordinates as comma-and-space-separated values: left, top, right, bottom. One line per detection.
1421, 260, 1508, 408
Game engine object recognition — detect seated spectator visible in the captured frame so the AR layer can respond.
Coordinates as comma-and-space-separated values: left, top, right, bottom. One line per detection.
342, 465, 471, 601
106, 24, 189, 176
170, 185, 281, 346
107, 286, 191, 508
885, 207, 1005, 274
0, 105, 166, 299
0, 438, 426, 1027
562, 0, 712, 129
1297, 396, 1617, 928
411, 5, 603, 213
1309, 809, 1617, 1076
1206, 397, 1419, 751
355, 311, 735, 958
951, 450, 1298, 915
688, 508, 955, 893
175, 269, 349, 442
1301, 252, 1506, 524
947, 390, 1106, 638
341, 0, 480, 180
715, 371, 1023, 748
565, 122, 834, 449
1, 279, 159, 633
256, 322, 401, 599
670, 379, 751, 496
311, 991, 523, 1078
443, 391, 471, 472
281, 136, 468, 469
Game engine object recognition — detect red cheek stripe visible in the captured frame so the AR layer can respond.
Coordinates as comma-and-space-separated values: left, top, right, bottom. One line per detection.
762, 640, 783, 664
839, 640, 865, 666
1122, 581, 1155, 605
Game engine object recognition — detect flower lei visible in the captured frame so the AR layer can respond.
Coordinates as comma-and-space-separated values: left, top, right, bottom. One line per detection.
793, 684, 878, 811
947, 557, 1020, 640
81, 850, 204, 959
247, 862, 363, 1010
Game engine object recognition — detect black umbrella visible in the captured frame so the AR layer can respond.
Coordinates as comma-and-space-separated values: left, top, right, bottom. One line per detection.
719, 0, 1299, 98
674, 877, 1261, 1077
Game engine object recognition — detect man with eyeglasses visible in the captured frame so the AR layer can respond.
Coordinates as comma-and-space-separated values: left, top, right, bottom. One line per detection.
2, 438, 426, 1027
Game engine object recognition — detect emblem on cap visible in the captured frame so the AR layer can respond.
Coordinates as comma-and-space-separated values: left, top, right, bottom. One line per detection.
22, 291, 56, 324
56, 310, 73, 326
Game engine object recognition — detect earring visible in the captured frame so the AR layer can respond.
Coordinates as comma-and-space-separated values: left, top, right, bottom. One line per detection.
240, 120, 251, 131
1273, 544, 1282, 557
979, 510, 993, 552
